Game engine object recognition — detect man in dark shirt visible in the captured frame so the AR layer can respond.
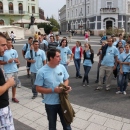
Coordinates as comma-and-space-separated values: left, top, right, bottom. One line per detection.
48, 35, 59, 50
0, 32, 15, 129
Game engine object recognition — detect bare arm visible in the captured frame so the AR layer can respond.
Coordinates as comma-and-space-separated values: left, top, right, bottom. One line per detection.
0, 77, 15, 96
0, 60, 8, 65
22, 50, 25, 58
43, 60, 46, 65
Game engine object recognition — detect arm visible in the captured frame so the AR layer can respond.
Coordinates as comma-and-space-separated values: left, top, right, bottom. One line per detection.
43, 60, 46, 65
0, 77, 15, 96
0, 60, 8, 65
120, 62, 130, 65
22, 50, 25, 58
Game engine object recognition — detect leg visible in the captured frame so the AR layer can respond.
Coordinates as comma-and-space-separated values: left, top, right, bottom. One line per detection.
58, 105, 72, 130
85, 66, 91, 84
45, 104, 58, 130
123, 73, 128, 92
96, 63, 100, 82
119, 73, 124, 92
77, 59, 81, 77
63, 64, 68, 71
105, 66, 113, 89
31, 72, 37, 98
96, 65, 106, 90
83, 65, 87, 83
74, 59, 78, 77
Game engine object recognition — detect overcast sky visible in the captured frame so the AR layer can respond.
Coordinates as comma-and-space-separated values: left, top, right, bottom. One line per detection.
38, 0, 66, 20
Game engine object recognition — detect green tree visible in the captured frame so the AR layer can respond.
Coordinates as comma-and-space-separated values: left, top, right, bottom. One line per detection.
38, 23, 53, 34
49, 16, 60, 29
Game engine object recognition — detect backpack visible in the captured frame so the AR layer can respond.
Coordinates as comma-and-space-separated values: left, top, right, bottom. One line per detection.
23, 43, 28, 55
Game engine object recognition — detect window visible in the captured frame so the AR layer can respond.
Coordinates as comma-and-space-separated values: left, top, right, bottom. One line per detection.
87, 6, 89, 14
68, 0, 69, 7
107, 2, 112, 8
71, 0, 72, 6
9, 2, 13, 13
32, 6, 35, 13
68, 12, 69, 18
28, 6, 30, 13
72, 10, 73, 17
76, 9, 77, 16
0, 2, 3, 13
18, 3, 23, 14
128, 4, 130, 13
0, 19, 4, 25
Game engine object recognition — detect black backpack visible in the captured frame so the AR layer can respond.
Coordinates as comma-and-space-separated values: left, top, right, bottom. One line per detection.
23, 43, 28, 55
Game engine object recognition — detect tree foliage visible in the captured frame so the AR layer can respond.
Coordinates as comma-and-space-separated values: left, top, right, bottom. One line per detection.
49, 16, 60, 29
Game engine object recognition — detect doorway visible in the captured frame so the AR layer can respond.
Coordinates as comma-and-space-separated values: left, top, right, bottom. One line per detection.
106, 21, 112, 29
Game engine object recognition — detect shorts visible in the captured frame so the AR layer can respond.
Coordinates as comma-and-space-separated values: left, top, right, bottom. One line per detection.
26, 61, 31, 69
0, 106, 15, 130
5, 72, 19, 88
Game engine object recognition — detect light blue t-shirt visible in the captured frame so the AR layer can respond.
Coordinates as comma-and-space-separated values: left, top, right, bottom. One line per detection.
34, 64, 69, 105
75, 47, 80, 59
57, 46, 72, 64
119, 52, 130, 72
101, 46, 118, 67
25, 49, 46, 73
0, 49, 18, 73
22, 43, 30, 55
114, 40, 126, 47
42, 40, 48, 46
83, 50, 92, 67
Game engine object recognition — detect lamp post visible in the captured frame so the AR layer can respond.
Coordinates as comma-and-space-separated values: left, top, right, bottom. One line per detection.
85, 0, 86, 31
79, 11, 83, 35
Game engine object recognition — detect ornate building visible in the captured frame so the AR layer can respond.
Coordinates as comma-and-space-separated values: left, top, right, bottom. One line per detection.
0, 0, 39, 26
59, 0, 130, 34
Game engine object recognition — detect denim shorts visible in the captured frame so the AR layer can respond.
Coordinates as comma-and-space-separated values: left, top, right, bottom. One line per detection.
0, 106, 15, 130
5, 72, 19, 88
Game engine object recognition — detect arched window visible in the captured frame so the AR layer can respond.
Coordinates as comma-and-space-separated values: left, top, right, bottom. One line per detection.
75, 21, 78, 29
0, 2, 3, 13
9, 2, 13, 13
0, 19, 4, 25
72, 10, 73, 17
19, 3, 23, 14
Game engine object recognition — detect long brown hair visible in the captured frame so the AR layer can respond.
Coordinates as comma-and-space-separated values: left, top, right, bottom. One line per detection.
84, 43, 93, 53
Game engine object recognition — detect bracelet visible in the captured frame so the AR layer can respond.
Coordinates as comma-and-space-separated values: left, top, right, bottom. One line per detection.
52, 87, 55, 93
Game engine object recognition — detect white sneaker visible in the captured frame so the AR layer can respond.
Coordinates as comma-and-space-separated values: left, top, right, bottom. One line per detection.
82, 83, 85, 87
116, 91, 122, 94
95, 87, 103, 90
87, 84, 90, 87
106, 87, 110, 91
123, 91, 127, 95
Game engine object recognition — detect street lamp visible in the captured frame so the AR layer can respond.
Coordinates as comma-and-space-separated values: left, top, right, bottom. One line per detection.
79, 11, 83, 35
85, 0, 86, 31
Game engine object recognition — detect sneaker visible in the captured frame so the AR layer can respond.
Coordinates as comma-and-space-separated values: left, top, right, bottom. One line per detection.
87, 84, 90, 87
82, 83, 85, 87
27, 74, 30, 78
12, 98, 19, 103
116, 91, 122, 94
78, 76, 82, 78
32, 95, 37, 99
95, 80, 98, 83
123, 91, 127, 95
106, 87, 110, 91
95, 87, 103, 90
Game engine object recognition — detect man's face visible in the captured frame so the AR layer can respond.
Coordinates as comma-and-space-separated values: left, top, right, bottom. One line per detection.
56, 36, 59, 40
107, 39, 113, 46
33, 42, 39, 49
51, 52, 61, 65
0, 37, 7, 56
50, 37, 54, 42
125, 45, 130, 52
28, 39, 33, 44
7, 40, 12, 49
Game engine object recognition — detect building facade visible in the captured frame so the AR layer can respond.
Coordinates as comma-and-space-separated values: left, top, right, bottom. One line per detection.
60, 0, 130, 34
0, 0, 39, 26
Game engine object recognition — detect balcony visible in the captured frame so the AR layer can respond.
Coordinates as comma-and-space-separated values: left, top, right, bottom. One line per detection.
100, 8, 119, 14
0, 10, 26, 15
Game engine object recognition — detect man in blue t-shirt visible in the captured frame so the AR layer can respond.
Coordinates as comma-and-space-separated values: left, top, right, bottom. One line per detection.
0, 38, 20, 103
35, 49, 72, 130
22, 37, 33, 78
96, 38, 118, 91
25, 40, 46, 99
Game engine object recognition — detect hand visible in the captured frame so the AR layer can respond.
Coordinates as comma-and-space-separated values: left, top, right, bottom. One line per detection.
7, 77, 15, 87
30, 60, 35, 63
120, 62, 123, 64
113, 65, 116, 70
65, 86, 72, 93
14, 59, 18, 63
120, 69, 123, 75
67, 61, 70, 65
54, 87, 63, 93
8, 59, 13, 63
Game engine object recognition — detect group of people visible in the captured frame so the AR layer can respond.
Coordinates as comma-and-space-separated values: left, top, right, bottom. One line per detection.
1, 30, 130, 130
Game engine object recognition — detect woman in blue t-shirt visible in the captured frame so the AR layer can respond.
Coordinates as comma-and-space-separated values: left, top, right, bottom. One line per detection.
82, 43, 94, 87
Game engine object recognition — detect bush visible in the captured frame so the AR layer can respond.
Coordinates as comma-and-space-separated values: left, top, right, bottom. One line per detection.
106, 27, 123, 36
52, 27, 58, 32
99, 33, 103, 37
38, 23, 53, 34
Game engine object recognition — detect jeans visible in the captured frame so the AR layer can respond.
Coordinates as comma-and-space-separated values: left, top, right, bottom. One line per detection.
12, 38, 15, 43
119, 73, 128, 92
63, 64, 68, 71
74, 59, 81, 77
45, 104, 71, 130
31, 72, 37, 96
83, 66, 91, 83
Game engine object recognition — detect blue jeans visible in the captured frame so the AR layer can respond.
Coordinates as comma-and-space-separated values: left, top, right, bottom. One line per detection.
74, 59, 81, 77
31, 72, 37, 96
83, 66, 91, 83
119, 72, 128, 92
63, 64, 68, 71
45, 104, 71, 130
